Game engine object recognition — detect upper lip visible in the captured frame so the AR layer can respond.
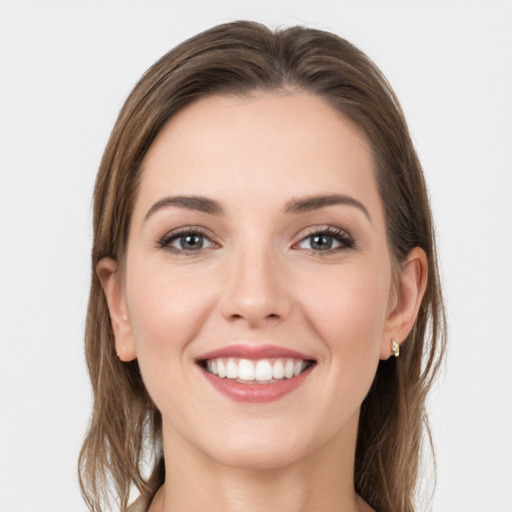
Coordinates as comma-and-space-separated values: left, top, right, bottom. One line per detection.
196, 344, 315, 362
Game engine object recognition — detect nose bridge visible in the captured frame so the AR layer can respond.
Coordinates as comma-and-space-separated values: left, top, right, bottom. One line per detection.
221, 234, 290, 326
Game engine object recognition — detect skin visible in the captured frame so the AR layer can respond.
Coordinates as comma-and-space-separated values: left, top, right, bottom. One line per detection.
98, 92, 427, 512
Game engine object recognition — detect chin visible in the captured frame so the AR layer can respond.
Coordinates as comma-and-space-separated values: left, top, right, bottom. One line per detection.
206, 440, 310, 471
187, 417, 333, 472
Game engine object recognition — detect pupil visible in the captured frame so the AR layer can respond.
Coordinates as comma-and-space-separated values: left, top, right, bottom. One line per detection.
312, 234, 332, 250
182, 234, 203, 249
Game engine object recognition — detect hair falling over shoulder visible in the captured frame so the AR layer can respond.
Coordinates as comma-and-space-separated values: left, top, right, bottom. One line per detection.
79, 21, 446, 512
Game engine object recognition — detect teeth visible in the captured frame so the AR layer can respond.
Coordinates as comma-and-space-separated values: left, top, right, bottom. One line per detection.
226, 359, 238, 378
284, 359, 294, 379
217, 359, 226, 378
255, 360, 273, 380
204, 357, 310, 383
238, 359, 255, 380
272, 360, 285, 379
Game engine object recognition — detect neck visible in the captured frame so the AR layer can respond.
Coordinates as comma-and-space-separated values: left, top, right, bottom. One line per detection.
150, 412, 372, 512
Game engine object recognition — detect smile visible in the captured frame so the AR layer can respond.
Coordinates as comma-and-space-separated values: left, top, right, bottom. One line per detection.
196, 344, 316, 402
203, 357, 313, 383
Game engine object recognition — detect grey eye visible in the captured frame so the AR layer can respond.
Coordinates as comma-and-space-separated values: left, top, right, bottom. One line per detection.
299, 234, 342, 251
310, 234, 334, 250
163, 232, 215, 252
178, 234, 205, 250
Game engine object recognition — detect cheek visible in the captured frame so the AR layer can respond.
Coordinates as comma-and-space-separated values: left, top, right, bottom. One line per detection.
300, 262, 391, 365
281, 264, 392, 445
125, 261, 218, 367
123, 261, 223, 419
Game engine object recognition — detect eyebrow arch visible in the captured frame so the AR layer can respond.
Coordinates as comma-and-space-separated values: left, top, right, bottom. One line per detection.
284, 194, 371, 222
144, 195, 224, 222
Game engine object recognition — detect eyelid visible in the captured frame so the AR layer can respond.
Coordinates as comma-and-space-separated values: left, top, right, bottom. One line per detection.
156, 224, 354, 255
157, 225, 220, 253
292, 225, 355, 252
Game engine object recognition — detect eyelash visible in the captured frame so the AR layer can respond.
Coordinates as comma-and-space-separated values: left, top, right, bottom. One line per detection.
157, 226, 217, 255
293, 225, 355, 254
156, 225, 355, 255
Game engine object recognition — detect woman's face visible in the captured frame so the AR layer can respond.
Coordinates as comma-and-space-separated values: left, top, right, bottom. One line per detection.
105, 92, 403, 469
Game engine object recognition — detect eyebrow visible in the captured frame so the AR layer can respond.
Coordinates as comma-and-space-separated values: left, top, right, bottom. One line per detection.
144, 193, 371, 223
284, 194, 371, 222
144, 195, 224, 221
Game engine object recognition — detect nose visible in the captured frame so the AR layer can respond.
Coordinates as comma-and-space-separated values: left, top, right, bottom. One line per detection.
219, 244, 292, 328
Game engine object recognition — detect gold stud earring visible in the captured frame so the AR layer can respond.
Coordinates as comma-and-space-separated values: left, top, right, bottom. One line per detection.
391, 339, 400, 358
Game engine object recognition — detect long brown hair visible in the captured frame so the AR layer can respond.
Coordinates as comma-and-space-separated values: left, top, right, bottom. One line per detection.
79, 21, 446, 512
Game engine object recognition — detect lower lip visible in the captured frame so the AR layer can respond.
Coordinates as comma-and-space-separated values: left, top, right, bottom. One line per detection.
201, 365, 314, 403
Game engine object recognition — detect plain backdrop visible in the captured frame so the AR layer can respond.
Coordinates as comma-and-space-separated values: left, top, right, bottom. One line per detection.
1, 1, 511, 511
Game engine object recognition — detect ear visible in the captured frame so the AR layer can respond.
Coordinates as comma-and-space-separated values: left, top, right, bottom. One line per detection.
96, 258, 137, 362
380, 247, 428, 359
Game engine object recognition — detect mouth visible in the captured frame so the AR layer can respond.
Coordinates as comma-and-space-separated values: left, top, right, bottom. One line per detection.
198, 357, 315, 384
195, 345, 316, 402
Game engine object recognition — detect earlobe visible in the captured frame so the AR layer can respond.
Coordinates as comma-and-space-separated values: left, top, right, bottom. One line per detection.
380, 247, 428, 359
96, 258, 137, 362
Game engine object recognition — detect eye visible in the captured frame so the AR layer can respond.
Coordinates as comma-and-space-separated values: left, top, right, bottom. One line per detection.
294, 226, 354, 253
158, 228, 217, 254
301, 233, 338, 251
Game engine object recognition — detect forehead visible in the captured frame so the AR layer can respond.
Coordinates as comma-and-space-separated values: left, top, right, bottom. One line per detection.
135, 92, 383, 224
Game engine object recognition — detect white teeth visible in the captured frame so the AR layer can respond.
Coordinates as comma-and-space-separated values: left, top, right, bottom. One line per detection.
272, 360, 285, 379
238, 358, 255, 380
217, 359, 226, 378
226, 359, 238, 379
204, 357, 311, 382
255, 360, 273, 381
284, 359, 294, 379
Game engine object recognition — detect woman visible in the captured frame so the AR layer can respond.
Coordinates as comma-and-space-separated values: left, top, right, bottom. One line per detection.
79, 21, 445, 512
